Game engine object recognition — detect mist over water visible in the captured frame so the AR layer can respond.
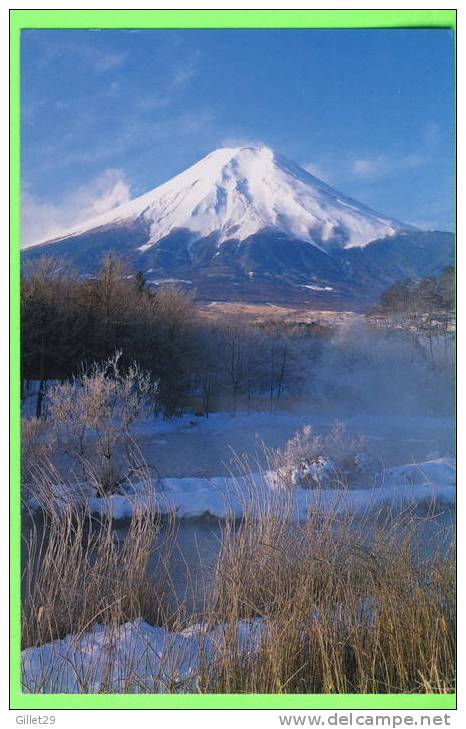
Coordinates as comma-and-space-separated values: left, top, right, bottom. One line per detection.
306, 321, 454, 418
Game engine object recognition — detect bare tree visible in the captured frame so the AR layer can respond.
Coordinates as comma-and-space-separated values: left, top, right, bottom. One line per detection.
224, 325, 245, 415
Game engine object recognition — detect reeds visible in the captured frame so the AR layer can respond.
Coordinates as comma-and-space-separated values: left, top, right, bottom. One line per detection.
21, 453, 455, 694
21, 459, 176, 651
201, 457, 455, 694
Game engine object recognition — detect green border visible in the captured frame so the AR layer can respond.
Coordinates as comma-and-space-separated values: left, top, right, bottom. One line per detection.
7, 9, 458, 29
10, 9, 456, 711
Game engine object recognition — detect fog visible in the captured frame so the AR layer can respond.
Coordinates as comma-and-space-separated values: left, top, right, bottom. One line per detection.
299, 321, 453, 418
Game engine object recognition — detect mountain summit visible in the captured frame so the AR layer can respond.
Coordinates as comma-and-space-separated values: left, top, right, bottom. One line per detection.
23, 146, 452, 307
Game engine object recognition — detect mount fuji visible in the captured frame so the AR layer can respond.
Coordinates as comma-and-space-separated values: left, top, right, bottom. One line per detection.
22, 146, 453, 307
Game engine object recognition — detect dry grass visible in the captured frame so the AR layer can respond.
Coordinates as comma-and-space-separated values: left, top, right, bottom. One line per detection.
196, 302, 362, 326
21, 461, 176, 650
200, 458, 455, 694
21, 417, 55, 499
21, 452, 455, 694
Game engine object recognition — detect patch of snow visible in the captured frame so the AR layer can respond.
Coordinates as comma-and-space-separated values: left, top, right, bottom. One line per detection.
301, 284, 334, 292
21, 617, 264, 694
46, 457, 456, 523
148, 278, 193, 285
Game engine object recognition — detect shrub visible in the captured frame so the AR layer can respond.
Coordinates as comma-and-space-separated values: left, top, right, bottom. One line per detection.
47, 352, 157, 493
274, 421, 370, 489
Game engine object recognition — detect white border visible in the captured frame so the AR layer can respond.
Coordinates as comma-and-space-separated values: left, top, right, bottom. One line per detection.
2, 2, 461, 725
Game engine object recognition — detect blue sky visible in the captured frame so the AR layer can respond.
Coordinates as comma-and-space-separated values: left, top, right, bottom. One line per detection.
21, 28, 454, 243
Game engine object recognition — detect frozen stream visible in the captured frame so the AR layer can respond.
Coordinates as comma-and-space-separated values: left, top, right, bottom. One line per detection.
107, 411, 456, 610
24, 411, 455, 613
132, 412, 455, 478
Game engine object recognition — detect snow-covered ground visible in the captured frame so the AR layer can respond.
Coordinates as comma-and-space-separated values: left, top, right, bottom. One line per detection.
21, 617, 263, 694
27, 456, 455, 523
24, 407, 455, 520
94, 458, 456, 521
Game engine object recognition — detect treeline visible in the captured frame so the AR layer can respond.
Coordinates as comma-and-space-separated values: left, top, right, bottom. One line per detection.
22, 255, 323, 417
368, 266, 454, 367
369, 266, 454, 331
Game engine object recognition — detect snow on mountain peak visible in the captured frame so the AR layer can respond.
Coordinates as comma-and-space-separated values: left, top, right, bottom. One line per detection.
27, 146, 412, 252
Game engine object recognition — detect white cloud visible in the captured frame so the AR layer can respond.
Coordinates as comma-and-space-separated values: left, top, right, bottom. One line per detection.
352, 153, 426, 180
171, 65, 196, 88
36, 37, 127, 74
219, 135, 267, 149
303, 162, 332, 183
170, 49, 200, 89
22, 169, 132, 247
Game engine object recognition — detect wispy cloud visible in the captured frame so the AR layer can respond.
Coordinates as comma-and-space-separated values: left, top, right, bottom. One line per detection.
404, 219, 437, 231
169, 48, 200, 89
219, 135, 268, 149
22, 168, 131, 246
403, 198, 452, 232
30, 34, 127, 74
103, 80, 122, 98
85, 48, 127, 73
171, 64, 197, 88
352, 153, 427, 180
32, 110, 214, 173
303, 162, 333, 183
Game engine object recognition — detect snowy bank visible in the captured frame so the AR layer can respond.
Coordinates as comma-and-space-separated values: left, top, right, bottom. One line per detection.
83, 458, 455, 521
21, 618, 263, 694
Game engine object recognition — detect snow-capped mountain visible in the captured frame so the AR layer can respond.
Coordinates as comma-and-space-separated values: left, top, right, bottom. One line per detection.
26, 146, 409, 253
22, 146, 453, 306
